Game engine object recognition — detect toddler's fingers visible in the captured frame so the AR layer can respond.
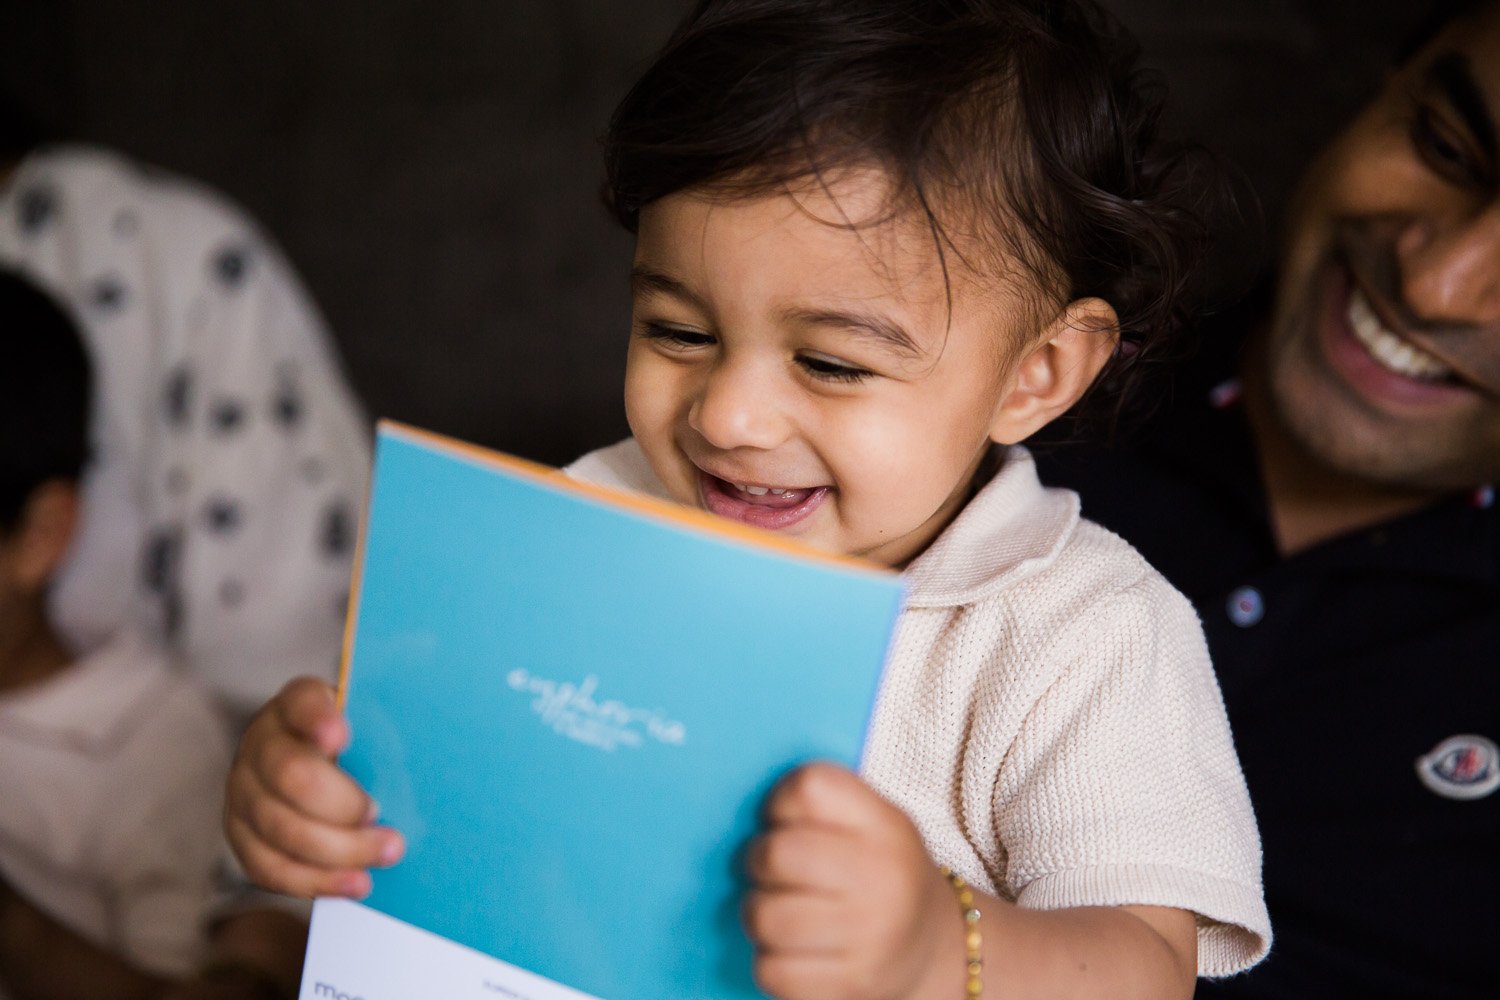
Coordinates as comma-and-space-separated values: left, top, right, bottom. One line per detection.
273, 676, 348, 756
745, 825, 857, 892
246, 722, 374, 826
225, 813, 373, 900
742, 887, 848, 954
752, 952, 850, 1000
764, 761, 889, 831
233, 763, 401, 872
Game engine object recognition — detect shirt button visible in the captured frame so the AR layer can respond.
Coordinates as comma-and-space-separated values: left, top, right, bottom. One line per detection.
1226, 586, 1264, 628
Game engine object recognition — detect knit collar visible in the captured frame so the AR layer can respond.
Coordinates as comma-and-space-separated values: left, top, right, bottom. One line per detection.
901, 446, 1079, 608
571, 439, 1080, 610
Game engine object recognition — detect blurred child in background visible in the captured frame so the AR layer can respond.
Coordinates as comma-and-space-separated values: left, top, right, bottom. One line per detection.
0, 270, 230, 1000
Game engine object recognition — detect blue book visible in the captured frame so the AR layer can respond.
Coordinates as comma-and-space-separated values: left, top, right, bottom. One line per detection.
299, 423, 903, 1000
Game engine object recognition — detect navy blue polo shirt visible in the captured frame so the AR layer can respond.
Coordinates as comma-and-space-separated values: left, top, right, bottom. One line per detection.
1035, 348, 1500, 998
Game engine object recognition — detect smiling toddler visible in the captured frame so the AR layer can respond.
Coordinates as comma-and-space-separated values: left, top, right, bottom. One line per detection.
226, 2, 1270, 997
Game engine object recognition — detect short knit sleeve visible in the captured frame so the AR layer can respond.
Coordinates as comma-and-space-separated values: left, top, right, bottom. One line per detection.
993, 548, 1270, 976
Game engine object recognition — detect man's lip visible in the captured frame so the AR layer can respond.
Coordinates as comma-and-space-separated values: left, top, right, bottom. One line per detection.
1334, 251, 1499, 396
1348, 276, 1468, 385
1318, 264, 1476, 409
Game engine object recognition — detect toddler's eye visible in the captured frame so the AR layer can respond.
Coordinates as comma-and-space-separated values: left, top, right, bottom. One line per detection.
797, 353, 873, 383
639, 322, 715, 350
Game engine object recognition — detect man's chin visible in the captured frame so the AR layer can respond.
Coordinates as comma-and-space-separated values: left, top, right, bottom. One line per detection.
1261, 308, 1472, 493
1273, 387, 1493, 493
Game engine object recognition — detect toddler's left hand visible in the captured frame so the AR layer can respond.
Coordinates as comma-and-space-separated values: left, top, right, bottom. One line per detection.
743, 763, 959, 1000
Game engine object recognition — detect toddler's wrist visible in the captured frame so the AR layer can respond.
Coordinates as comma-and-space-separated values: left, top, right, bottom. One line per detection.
910, 866, 985, 1000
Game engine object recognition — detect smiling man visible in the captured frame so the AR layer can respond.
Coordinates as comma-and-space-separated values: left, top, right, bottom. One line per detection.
1037, 1, 1500, 996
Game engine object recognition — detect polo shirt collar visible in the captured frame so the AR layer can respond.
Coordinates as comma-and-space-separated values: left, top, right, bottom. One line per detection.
902, 446, 1079, 608
585, 438, 1079, 608
1153, 376, 1500, 586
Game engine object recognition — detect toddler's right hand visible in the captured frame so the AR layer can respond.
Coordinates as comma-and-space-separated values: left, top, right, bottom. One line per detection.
224, 677, 404, 898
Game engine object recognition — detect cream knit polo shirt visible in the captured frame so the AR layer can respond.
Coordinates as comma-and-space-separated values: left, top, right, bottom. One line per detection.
568, 439, 1270, 977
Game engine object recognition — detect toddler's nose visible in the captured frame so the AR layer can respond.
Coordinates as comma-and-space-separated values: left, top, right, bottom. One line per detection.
687, 360, 792, 451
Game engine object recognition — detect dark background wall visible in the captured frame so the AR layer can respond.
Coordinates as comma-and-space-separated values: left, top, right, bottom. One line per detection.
2, 0, 1434, 466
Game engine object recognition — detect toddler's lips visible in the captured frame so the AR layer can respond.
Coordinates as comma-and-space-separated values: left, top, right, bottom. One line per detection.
698, 473, 827, 530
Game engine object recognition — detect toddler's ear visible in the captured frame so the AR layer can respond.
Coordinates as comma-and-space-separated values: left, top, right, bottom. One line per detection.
987, 297, 1119, 445
9, 481, 81, 591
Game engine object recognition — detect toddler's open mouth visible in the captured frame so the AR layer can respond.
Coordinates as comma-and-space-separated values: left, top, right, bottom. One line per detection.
697, 472, 828, 530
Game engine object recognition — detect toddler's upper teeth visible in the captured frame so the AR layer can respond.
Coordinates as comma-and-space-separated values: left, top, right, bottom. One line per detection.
1346, 288, 1453, 381
732, 481, 793, 496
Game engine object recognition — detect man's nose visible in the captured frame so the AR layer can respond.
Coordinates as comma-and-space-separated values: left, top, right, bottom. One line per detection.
1396, 205, 1500, 326
687, 359, 790, 451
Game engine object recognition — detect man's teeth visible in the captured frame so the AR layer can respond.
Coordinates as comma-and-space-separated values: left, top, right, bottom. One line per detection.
732, 483, 788, 496
1347, 288, 1452, 380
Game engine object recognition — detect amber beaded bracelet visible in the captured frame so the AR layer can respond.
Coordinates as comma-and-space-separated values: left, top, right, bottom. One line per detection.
940, 866, 983, 998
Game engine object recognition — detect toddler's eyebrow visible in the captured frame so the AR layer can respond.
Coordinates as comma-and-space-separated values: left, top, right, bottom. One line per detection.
630, 264, 925, 359
630, 265, 707, 312
779, 307, 925, 360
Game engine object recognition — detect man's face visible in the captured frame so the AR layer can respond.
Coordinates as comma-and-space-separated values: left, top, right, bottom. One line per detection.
1265, 3, 1500, 491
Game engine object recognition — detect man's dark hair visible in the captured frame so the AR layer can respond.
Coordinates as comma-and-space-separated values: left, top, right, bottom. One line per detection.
0, 269, 92, 532
604, 0, 1225, 429
1399, 0, 1496, 62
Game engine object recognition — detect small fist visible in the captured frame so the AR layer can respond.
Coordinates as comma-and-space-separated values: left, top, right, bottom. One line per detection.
742, 763, 957, 1000
224, 677, 403, 898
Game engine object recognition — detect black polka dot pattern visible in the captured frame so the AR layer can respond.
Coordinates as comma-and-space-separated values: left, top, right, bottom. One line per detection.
18, 187, 57, 234
210, 398, 245, 434
322, 501, 353, 557
142, 527, 182, 594
274, 387, 303, 429
203, 497, 242, 535
12, 151, 375, 686
90, 277, 128, 312
213, 246, 250, 287
163, 369, 193, 427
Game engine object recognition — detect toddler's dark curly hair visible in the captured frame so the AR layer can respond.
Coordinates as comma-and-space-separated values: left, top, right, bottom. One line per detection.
604, 0, 1227, 430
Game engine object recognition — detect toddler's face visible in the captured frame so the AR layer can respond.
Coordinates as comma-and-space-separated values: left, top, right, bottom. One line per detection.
623, 169, 1047, 567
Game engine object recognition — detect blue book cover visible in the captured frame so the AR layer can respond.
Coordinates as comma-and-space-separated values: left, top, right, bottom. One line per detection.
299, 423, 903, 1000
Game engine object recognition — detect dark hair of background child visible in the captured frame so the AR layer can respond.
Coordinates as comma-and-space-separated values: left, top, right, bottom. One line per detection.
603, 0, 1236, 435
0, 269, 92, 531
